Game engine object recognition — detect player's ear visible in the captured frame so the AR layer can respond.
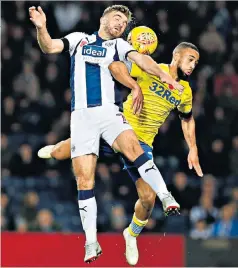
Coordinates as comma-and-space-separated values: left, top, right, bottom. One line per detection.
173, 51, 180, 62
100, 16, 107, 26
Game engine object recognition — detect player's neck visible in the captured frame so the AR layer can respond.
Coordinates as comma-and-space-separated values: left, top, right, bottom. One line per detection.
169, 61, 178, 80
169, 61, 189, 81
98, 28, 112, 40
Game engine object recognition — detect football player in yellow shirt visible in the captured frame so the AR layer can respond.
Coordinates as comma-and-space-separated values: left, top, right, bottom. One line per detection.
109, 42, 202, 265
38, 42, 203, 265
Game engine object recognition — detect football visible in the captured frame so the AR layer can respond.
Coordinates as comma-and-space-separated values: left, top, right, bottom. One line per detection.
127, 26, 158, 55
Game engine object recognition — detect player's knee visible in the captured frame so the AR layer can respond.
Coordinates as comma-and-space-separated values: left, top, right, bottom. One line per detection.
51, 141, 69, 160
72, 154, 97, 190
74, 165, 95, 190
73, 166, 92, 189
76, 175, 94, 190
125, 137, 144, 161
51, 144, 61, 159
140, 190, 156, 210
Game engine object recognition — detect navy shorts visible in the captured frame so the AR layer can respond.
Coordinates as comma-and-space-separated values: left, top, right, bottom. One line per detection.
99, 139, 153, 183
99, 138, 115, 157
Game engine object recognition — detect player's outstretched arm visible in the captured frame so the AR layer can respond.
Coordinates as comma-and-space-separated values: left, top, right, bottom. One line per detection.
109, 61, 143, 115
181, 116, 203, 177
29, 6, 64, 54
127, 51, 183, 92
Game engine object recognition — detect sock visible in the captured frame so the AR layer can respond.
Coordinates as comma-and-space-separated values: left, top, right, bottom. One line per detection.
128, 213, 148, 237
78, 189, 97, 244
134, 153, 169, 201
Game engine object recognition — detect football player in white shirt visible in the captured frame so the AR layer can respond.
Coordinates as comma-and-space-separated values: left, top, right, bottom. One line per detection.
29, 4, 183, 263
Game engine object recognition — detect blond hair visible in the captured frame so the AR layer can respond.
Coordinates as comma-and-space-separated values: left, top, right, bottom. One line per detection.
102, 5, 132, 22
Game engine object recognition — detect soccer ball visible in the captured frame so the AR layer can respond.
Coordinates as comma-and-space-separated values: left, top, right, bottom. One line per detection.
127, 26, 158, 55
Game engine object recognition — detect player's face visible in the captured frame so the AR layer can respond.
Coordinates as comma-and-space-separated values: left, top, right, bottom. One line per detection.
104, 11, 128, 38
178, 48, 199, 76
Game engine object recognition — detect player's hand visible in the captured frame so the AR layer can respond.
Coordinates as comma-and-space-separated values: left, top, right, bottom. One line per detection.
187, 146, 203, 177
29, 6, 46, 29
131, 84, 143, 115
159, 71, 184, 93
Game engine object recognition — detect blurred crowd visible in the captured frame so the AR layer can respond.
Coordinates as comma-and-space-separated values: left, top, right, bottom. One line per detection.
1, 1, 238, 238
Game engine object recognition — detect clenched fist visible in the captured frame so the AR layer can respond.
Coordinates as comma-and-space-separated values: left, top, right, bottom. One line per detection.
29, 6, 46, 29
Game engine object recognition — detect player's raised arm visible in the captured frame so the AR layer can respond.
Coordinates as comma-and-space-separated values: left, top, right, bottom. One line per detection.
109, 61, 143, 115
29, 6, 64, 54
127, 51, 183, 92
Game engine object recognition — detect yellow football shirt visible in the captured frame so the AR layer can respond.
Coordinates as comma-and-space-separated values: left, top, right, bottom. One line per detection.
123, 63, 193, 147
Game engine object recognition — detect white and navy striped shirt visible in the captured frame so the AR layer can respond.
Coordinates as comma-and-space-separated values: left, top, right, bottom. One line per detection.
62, 31, 136, 111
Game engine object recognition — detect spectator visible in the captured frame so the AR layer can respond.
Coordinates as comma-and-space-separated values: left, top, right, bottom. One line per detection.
112, 164, 137, 213
2, 96, 18, 134
16, 192, 40, 228
205, 139, 229, 177
1, 214, 8, 231
216, 81, 238, 111
229, 136, 238, 176
190, 195, 219, 226
211, 203, 238, 237
190, 219, 212, 240
200, 174, 217, 200
230, 188, 238, 218
15, 218, 29, 233
199, 23, 226, 54
213, 1, 231, 39
51, 111, 70, 140
9, 143, 45, 177
54, 2, 82, 34
110, 204, 127, 232
14, 60, 40, 101
209, 107, 231, 141
1, 191, 15, 231
199, 23, 226, 69
168, 172, 200, 212
1, 134, 13, 173
178, 24, 191, 41
95, 163, 114, 217
29, 209, 61, 232
215, 62, 238, 96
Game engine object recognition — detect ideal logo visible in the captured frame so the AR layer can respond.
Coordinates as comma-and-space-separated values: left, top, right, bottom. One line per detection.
82, 45, 107, 57
149, 82, 181, 106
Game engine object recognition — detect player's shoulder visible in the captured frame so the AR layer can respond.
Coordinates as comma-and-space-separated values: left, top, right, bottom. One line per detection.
181, 79, 192, 93
181, 80, 193, 98
115, 38, 129, 45
116, 37, 126, 42
65, 31, 88, 39
143, 63, 168, 80
67, 31, 86, 35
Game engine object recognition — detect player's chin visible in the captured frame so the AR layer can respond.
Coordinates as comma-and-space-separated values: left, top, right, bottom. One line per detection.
111, 29, 123, 38
185, 70, 193, 76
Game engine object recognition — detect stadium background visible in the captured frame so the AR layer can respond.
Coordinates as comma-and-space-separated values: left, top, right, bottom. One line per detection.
1, 1, 238, 266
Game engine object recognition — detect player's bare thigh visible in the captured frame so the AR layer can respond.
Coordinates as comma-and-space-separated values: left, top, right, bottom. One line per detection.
51, 138, 71, 160
112, 129, 144, 162
72, 154, 97, 190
